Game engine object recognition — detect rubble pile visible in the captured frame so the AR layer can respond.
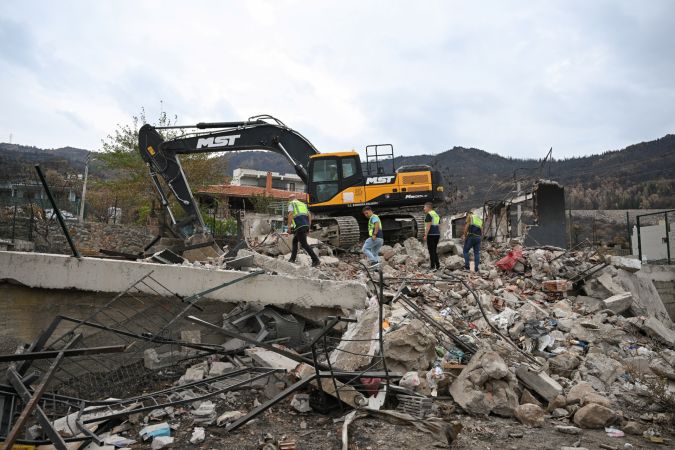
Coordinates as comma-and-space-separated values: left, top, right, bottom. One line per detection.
5, 233, 674, 449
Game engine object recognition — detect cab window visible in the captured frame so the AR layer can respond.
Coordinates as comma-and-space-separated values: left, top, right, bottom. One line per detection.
341, 157, 358, 178
312, 159, 339, 182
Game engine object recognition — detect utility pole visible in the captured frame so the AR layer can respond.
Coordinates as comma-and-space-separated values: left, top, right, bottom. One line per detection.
79, 152, 90, 222
516, 181, 522, 237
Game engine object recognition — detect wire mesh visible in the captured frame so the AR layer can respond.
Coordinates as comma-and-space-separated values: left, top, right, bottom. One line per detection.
21, 272, 206, 400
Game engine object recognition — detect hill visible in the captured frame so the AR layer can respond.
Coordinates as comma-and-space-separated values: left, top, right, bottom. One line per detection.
1, 135, 673, 212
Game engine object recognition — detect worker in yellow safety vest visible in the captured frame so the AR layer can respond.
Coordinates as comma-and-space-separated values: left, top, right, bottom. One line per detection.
423, 202, 441, 272
287, 194, 320, 267
463, 210, 483, 271
362, 206, 383, 267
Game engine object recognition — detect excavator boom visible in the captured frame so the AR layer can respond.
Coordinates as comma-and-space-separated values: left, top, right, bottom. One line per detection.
138, 117, 319, 237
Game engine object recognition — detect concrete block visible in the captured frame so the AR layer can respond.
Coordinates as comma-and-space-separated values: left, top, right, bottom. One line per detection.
602, 292, 633, 314
245, 347, 300, 372
515, 365, 563, 402
609, 256, 641, 273
0, 251, 367, 309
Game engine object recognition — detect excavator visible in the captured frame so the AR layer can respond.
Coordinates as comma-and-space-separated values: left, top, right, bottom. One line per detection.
138, 115, 445, 248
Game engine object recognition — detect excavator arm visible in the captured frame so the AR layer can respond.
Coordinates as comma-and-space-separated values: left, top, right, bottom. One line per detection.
138, 116, 319, 237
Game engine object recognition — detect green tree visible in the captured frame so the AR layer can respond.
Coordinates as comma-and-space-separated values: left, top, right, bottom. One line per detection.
94, 108, 227, 224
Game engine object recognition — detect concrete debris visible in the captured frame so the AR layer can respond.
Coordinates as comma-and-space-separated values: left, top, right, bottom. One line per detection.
448, 349, 519, 417
7, 233, 674, 449
190, 427, 206, 444
573, 403, 618, 429
383, 319, 437, 373
602, 292, 633, 314
514, 403, 545, 427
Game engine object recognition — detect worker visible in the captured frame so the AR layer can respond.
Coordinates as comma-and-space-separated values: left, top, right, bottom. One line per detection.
463, 210, 483, 271
423, 202, 441, 271
287, 194, 320, 267
362, 206, 383, 267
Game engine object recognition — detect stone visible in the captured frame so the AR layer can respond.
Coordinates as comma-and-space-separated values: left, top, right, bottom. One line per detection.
320, 256, 340, 266
216, 410, 245, 427
617, 270, 673, 328
609, 256, 641, 273
573, 403, 618, 429
178, 365, 206, 385
602, 292, 633, 314
638, 317, 675, 348
436, 240, 455, 256
649, 357, 675, 381
191, 401, 216, 425
482, 352, 509, 379
190, 427, 205, 444
580, 392, 611, 407
448, 349, 519, 417
556, 318, 574, 333
246, 347, 300, 372
331, 306, 380, 371
516, 366, 563, 402
547, 394, 567, 411
549, 353, 580, 377
514, 404, 545, 427
551, 408, 568, 418
597, 273, 627, 295
555, 425, 582, 435
622, 421, 644, 435
290, 393, 312, 413
444, 255, 465, 270
383, 319, 437, 373
583, 353, 624, 385
209, 361, 235, 376
520, 389, 542, 407
566, 382, 596, 405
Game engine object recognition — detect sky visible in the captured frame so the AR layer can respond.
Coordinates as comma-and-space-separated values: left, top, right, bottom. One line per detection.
1, 0, 674, 160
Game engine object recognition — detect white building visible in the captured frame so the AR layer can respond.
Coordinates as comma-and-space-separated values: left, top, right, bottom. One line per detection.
230, 168, 305, 192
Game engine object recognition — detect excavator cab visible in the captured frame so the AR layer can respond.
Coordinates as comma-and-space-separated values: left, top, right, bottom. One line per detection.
307, 152, 364, 206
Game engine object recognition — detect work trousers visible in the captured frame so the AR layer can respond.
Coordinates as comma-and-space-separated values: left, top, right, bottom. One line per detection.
362, 237, 384, 263
290, 227, 319, 263
427, 234, 440, 269
463, 235, 481, 270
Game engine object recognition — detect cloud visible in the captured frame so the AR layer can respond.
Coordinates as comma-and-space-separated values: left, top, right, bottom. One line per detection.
0, 0, 673, 159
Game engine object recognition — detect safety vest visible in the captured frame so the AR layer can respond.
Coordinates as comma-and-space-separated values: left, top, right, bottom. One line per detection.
468, 214, 483, 236
290, 199, 309, 228
428, 210, 440, 235
368, 214, 382, 237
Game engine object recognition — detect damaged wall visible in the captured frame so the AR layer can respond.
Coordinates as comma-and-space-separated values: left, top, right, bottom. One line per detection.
524, 182, 567, 248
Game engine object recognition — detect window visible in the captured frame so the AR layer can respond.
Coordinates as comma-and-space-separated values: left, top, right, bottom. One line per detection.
312, 159, 339, 182
288, 182, 295, 191
341, 157, 358, 178
312, 158, 339, 202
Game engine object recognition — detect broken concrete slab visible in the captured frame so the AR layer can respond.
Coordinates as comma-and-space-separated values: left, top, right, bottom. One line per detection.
609, 255, 641, 273
245, 347, 300, 372
449, 349, 519, 417
615, 268, 673, 327
0, 250, 367, 309
330, 306, 381, 371
601, 292, 633, 314
515, 366, 563, 402
383, 319, 437, 373
627, 316, 675, 348
597, 273, 626, 296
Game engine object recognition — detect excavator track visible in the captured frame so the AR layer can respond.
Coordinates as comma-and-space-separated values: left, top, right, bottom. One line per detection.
311, 215, 361, 250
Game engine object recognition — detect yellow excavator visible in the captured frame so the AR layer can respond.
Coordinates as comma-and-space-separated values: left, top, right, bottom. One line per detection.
139, 115, 444, 248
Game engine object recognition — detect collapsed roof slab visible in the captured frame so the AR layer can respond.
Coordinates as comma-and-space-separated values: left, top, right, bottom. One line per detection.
0, 251, 366, 309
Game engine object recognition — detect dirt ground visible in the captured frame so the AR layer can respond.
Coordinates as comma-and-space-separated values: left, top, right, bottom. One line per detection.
128, 390, 673, 450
